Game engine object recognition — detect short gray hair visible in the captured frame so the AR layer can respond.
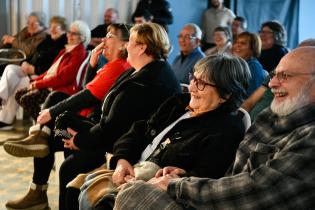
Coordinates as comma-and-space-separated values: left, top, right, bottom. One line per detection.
194, 54, 251, 112
183, 23, 202, 40
29, 11, 46, 27
70, 20, 91, 47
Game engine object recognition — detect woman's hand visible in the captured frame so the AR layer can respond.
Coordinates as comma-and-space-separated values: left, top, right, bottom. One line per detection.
37, 109, 52, 125
21, 61, 35, 75
112, 159, 135, 187
63, 128, 79, 150
155, 166, 186, 178
89, 42, 104, 68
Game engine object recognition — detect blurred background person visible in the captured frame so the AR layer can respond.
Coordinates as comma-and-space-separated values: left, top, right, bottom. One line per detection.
0, 16, 67, 130
132, 9, 153, 25
232, 31, 268, 97
258, 20, 289, 73
201, 0, 235, 51
0, 11, 47, 74
87, 8, 119, 50
131, 0, 173, 32
231, 16, 247, 40
205, 26, 232, 56
172, 23, 205, 84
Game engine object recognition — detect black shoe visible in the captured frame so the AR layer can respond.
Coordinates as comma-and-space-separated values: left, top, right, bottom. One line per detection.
0, 121, 14, 131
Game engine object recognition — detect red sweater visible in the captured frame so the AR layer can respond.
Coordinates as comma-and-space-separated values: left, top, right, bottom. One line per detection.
79, 58, 131, 117
33, 43, 87, 95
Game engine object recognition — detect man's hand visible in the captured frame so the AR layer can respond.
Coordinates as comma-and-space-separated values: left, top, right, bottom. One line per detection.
2, 35, 15, 44
155, 166, 186, 178
148, 173, 179, 191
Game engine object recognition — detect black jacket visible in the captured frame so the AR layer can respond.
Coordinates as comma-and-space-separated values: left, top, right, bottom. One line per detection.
74, 60, 181, 152
28, 34, 67, 75
110, 94, 246, 178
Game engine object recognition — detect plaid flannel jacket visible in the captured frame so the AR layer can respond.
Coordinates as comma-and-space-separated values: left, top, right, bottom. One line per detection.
168, 105, 315, 210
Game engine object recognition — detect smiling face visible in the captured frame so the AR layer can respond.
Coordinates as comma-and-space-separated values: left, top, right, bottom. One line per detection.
50, 21, 65, 40
102, 27, 127, 61
27, 15, 42, 35
269, 48, 315, 116
213, 31, 228, 47
66, 25, 82, 46
232, 36, 253, 60
178, 26, 199, 55
188, 71, 223, 114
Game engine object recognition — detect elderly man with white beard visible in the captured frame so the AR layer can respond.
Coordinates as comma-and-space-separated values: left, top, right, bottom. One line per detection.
113, 46, 315, 210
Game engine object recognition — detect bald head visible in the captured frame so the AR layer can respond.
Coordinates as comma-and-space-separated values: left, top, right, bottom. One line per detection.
279, 47, 315, 75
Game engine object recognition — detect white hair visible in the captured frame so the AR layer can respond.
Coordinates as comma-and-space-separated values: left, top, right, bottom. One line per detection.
70, 20, 91, 47
184, 23, 202, 40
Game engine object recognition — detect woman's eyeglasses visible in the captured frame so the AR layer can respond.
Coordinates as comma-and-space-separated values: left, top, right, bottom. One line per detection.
189, 74, 216, 91
67, 31, 81, 36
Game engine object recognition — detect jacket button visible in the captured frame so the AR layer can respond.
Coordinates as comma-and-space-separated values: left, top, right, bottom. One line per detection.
150, 129, 156, 136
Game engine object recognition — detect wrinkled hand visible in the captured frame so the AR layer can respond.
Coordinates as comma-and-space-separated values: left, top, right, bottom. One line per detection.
155, 166, 186, 178
2, 35, 15, 44
63, 128, 79, 150
21, 61, 35, 75
37, 109, 52, 125
148, 173, 179, 191
112, 159, 135, 187
89, 42, 104, 67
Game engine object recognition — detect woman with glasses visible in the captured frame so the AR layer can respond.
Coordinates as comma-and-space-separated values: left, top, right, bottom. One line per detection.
75, 54, 250, 210
258, 20, 289, 73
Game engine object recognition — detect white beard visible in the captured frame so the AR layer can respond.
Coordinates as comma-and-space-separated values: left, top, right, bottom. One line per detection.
271, 84, 310, 117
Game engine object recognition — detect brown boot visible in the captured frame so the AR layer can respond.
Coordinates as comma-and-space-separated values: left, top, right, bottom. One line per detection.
5, 183, 49, 210
3, 124, 50, 158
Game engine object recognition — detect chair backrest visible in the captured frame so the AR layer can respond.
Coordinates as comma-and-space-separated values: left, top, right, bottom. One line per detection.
237, 107, 251, 131
75, 50, 91, 90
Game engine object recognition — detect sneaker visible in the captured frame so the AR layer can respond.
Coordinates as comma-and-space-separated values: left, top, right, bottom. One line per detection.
0, 121, 14, 131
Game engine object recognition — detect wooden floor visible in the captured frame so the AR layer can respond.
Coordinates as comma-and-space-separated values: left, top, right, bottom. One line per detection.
0, 119, 58, 209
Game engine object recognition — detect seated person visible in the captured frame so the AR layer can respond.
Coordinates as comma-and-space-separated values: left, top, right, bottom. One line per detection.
3, 23, 132, 210
258, 20, 289, 73
0, 11, 47, 74
13, 20, 90, 122
114, 47, 315, 210
232, 31, 268, 97
6, 22, 180, 210
205, 26, 232, 56
0, 16, 67, 130
172, 23, 205, 84
87, 8, 119, 50
67, 54, 250, 209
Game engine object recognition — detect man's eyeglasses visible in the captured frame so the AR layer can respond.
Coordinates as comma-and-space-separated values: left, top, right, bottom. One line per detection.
67, 31, 81, 36
270, 70, 315, 83
177, 34, 196, 41
189, 74, 216, 91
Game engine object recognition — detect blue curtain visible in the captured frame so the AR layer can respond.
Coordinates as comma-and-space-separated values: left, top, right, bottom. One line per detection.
233, 0, 299, 49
